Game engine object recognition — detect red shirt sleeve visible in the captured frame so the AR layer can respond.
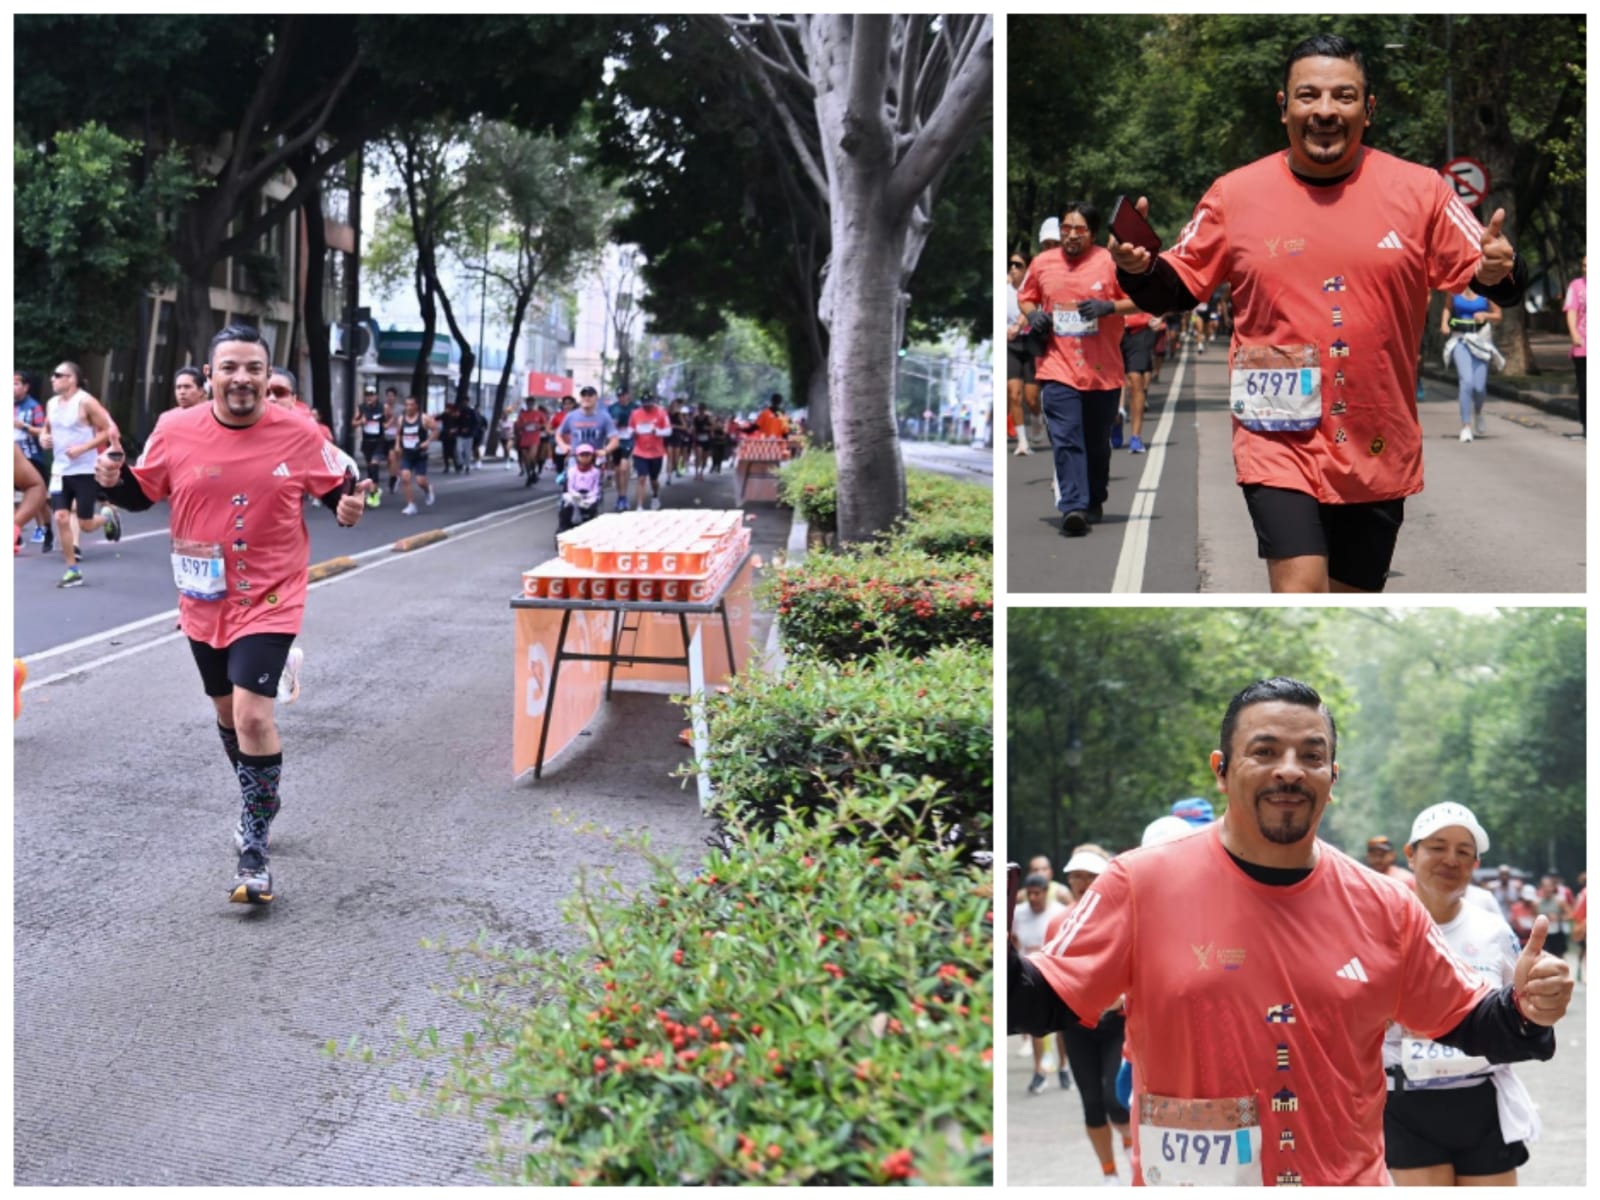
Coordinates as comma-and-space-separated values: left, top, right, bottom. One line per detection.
1162, 179, 1231, 305
1425, 175, 1487, 293
1028, 858, 1134, 1025
1393, 895, 1493, 1038
297, 421, 347, 497
1017, 255, 1043, 308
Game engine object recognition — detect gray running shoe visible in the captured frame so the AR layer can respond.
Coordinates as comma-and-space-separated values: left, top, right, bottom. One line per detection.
230, 846, 274, 905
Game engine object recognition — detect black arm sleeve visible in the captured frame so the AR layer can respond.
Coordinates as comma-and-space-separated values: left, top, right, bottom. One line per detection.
99, 465, 157, 512
1474, 252, 1528, 308
1432, 983, 1556, 1064
1115, 255, 1201, 316
318, 481, 350, 512
1008, 945, 1085, 1036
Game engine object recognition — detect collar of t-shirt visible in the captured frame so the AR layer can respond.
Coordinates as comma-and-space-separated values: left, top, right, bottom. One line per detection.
1286, 153, 1357, 189
1225, 846, 1313, 886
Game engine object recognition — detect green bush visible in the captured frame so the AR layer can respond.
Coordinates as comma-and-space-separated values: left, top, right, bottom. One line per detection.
697, 645, 992, 856
763, 546, 992, 661
776, 449, 838, 532
899, 474, 993, 557
345, 787, 995, 1186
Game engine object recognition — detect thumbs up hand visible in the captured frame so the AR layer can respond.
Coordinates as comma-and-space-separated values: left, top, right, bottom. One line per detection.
94, 431, 126, 488
1510, 915, 1574, 1026
1476, 207, 1516, 287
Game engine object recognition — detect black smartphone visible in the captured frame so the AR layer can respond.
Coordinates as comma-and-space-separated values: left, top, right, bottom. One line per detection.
1006, 862, 1021, 935
342, 467, 359, 496
1109, 194, 1162, 255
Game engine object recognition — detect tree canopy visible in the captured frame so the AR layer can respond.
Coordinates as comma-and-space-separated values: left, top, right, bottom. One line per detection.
1008, 608, 1585, 883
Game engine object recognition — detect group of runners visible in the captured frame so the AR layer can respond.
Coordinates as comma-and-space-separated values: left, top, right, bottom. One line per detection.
1010, 676, 1576, 1186
1008, 32, 1530, 592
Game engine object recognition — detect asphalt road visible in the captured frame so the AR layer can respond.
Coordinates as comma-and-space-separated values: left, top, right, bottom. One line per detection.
1005, 345, 1586, 593
14, 464, 789, 1185
1005, 969, 1587, 1186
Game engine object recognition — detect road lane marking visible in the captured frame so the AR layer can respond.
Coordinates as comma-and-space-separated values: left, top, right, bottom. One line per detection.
1112, 348, 1190, 593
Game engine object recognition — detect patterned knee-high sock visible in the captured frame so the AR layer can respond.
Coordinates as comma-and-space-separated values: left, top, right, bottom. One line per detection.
236, 750, 283, 852
217, 722, 241, 768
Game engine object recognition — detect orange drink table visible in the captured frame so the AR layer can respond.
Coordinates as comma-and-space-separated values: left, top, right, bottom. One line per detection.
512, 511, 755, 779
733, 436, 792, 504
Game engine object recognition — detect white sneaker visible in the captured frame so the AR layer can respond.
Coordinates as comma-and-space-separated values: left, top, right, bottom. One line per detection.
1459, 427, 1473, 443
276, 646, 304, 705
1475, 413, 1487, 436
425, 487, 436, 507
1013, 441, 1032, 456
650, 496, 661, 511
402, 502, 418, 515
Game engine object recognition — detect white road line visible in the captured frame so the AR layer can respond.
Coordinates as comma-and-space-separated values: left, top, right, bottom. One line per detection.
21, 495, 558, 689
1112, 348, 1191, 593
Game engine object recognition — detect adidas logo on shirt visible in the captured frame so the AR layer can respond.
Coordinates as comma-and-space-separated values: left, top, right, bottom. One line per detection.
1335, 956, 1369, 983
1377, 231, 1404, 250
272, 462, 290, 477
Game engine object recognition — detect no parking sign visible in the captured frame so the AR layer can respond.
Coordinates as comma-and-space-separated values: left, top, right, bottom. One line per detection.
1442, 156, 1489, 209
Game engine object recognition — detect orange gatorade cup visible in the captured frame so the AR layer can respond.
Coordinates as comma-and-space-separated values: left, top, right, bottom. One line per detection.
15, 658, 27, 719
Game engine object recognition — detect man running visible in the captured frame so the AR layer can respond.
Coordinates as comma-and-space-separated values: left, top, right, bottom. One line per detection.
357, 383, 387, 508
626, 391, 671, 510
395, 395, 437, 515
515, 396, 549, 487
1109, 33, 1527, 591
1011, 676, 1573, 1185
41, 361, 121, 587
173, 366, 208, 410
608, 387, 636, 511
1017, 201, 1141, 535
92, 324, 372, 904
14, 371, 51, 549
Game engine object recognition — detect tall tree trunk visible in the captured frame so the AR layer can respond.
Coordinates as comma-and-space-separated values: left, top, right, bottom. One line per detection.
493, 285, 534, 457
436, 284, 475, 412
825, 191, 907, 545
412, 274, 438, 404
299, 177, 334, 425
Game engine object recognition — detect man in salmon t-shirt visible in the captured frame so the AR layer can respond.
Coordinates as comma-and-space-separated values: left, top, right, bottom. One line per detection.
1108, 33, 1528, 592
1009, 677, 1573, 1185
95, 324, 372, 906
1017, 200, 1144, 537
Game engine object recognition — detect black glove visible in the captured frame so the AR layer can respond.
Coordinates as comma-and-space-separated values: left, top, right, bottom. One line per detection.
1027, 308, 1052, 335
1077, 298, 1117, 321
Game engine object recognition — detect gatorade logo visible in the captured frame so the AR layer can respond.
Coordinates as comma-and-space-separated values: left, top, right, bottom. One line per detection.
524, 643, 552, 717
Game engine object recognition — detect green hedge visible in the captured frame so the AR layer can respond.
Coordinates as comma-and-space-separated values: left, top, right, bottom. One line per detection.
777, 454, 992, 558
697, 645, 992, 857
347, 788, 994, 1186
763, 546, 992, 662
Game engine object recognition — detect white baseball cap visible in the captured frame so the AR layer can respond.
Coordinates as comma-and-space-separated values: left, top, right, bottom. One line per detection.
1063, 848, 1110, 876
1142, 815, 1198, 848
1039, 217, 1061, 243
1407, 802, 1489, 855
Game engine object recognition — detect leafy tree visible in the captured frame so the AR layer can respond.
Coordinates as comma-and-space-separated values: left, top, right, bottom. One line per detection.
14, 122, 199, 370
470, 122, 613, 448
716, 16, 992, 545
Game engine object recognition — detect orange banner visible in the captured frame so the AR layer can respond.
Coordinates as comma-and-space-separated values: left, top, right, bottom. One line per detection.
512, 560, 754, 777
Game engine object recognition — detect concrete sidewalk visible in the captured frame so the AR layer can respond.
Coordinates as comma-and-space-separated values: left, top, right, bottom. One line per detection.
14, 470, 791, 1185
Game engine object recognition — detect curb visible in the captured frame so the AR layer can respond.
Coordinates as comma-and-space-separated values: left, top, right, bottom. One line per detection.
393, 529, 448, 553
306, 556, 358, 583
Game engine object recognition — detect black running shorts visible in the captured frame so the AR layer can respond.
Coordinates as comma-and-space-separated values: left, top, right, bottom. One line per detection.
1006, 341, 1036, 384
189, 633, 298, 699
1383, 1077, 1528, 1176
51, 474, 102, 519
1121, 326, 1155, 373
1241, 483, 1405, 592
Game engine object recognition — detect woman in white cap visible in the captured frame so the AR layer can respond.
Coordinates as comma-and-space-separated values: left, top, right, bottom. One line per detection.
1384, 802, 1539, 1185
1044, 844, 1132, 1185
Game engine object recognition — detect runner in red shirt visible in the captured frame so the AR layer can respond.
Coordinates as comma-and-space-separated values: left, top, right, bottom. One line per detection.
1010, 676, 1573, 1185
627, 393, 671, 511
1109, 33, 1527, 592
1017, 201, 1142, 536
94, 325, 372, 906
515, 397, 549, 487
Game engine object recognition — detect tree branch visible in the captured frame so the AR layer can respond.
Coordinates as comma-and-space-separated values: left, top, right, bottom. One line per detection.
715, 16, 828, 200
886, 17, 991, 217
844, 16, 895, 163
237, 50, 364, 197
